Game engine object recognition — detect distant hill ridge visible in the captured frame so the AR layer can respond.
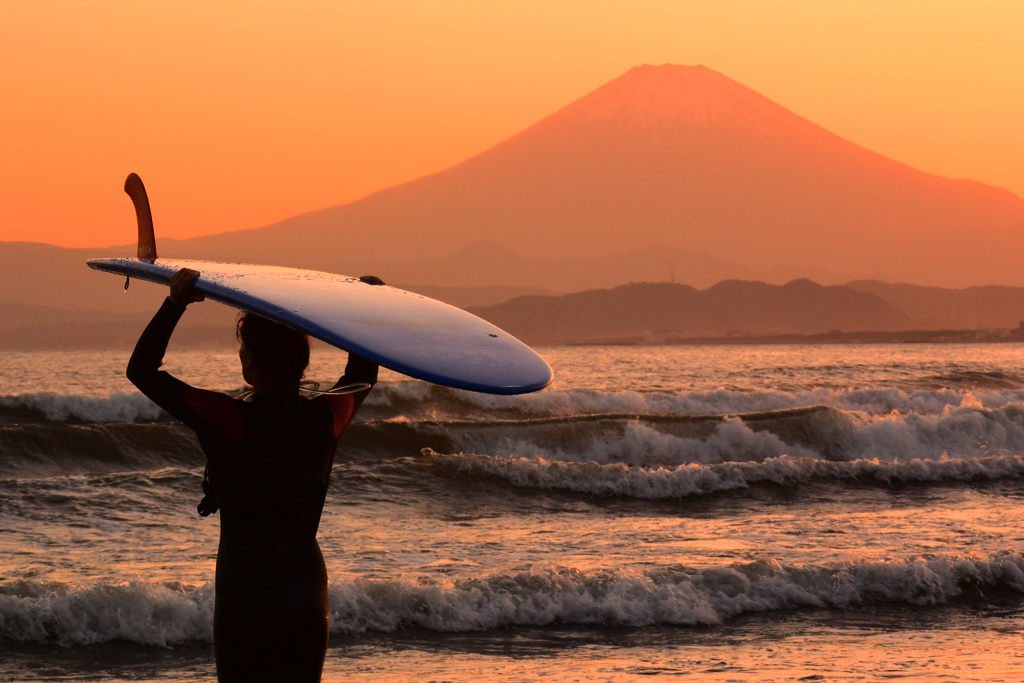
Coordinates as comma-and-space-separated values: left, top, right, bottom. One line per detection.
6, 278, 1024, 349
846, 280, 1024, 329
467, 279, 912, 344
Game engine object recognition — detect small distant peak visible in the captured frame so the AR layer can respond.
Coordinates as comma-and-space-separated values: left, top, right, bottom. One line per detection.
707, 279, 768, 293
783, 278, 822, 289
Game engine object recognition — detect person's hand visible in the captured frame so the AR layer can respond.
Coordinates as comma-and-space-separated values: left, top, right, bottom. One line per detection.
169, 268, 205, 308
359, 275, 385, 286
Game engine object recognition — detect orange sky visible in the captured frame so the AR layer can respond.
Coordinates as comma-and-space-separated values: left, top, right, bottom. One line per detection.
1, 1, 1022, 249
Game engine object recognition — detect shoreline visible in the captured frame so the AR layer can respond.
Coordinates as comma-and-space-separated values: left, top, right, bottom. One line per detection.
1, 326, 1023, 351
563, 328, 1024, 347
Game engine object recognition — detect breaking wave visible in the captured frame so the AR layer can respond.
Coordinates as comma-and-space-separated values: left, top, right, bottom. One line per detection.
428, 451, 1024, 499
0, 392, 164, 424
6, 387, 1024, 480
4, 554, 1022, 645
362, 383, 1024, 421
6, 383, 1024, 426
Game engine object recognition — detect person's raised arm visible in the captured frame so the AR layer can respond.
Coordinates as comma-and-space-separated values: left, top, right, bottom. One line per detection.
126, 269, 238, 435
335, 352, 379, 390
127, 269, 202, 389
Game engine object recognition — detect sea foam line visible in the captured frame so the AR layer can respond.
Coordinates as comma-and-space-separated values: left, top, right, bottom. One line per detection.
426, 402, 1024, 466
0, 392, 164, 423
426, 450, 1024, 499
366, 383, 1024, 419
326, 553, 1024, 633
0, 580, 212, 647
7, 384, 1024, 425
4, 554, 1022, 645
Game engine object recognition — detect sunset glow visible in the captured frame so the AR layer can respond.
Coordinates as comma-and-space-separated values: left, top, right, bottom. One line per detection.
1, 1, 1022, 248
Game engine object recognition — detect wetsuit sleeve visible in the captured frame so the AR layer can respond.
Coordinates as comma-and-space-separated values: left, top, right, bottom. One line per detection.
334, 352, 379, 390
317, 352, 379, 437
126, 298, 244, 440
334, 353, 378, 414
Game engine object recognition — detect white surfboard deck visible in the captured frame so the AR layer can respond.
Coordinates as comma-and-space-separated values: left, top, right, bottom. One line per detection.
87, 258, 553, 395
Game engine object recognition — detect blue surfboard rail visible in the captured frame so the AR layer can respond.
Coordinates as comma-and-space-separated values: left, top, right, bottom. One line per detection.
87, 258, 553, 395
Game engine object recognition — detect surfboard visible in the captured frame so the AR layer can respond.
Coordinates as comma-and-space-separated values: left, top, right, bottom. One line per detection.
86, 258, 552, 395
87, 175, 552, 395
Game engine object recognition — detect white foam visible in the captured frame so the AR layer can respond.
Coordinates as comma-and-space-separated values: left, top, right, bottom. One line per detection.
11, 383, 1024, 427
325, 553, 1024, 633
427, 450, 1024, 499
0, 580, 212, 646
853, 402, 1024, 461
5, 554, 1022, 644
433, 397, 1024, 466
370, 383, 1024, 421
0, 392, 165, 423
498, 419, 819, 466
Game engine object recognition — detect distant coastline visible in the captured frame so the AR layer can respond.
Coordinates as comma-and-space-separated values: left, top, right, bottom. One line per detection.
566, 328, 1024, 347
4, 277, 1024, 350
3, 325, 1022, 351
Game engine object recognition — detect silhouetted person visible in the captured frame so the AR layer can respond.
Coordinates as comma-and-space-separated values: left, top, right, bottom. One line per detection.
127, 268, 379, 682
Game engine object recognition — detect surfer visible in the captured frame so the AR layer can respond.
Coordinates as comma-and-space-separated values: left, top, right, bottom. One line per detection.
127, 267, 379, 682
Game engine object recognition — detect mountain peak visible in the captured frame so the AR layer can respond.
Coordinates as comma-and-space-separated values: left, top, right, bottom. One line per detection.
160, 64, 1024, 288
546, 63, 802, 135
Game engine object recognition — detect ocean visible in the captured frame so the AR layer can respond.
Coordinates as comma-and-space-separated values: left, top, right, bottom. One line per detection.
2, 343, 1024, 682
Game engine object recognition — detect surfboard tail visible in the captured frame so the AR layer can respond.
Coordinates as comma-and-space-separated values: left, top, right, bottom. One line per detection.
124, 173, 157, 261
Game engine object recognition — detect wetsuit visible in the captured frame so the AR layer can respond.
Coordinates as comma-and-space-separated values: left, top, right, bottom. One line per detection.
127, 298, 377, 683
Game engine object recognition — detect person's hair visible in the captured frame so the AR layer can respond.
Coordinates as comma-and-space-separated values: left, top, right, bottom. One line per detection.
236, 312, 310, 383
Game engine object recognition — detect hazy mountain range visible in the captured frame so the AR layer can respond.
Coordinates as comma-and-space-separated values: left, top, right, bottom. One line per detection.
3, 63, 1024, 347
79, 63, 1021, 289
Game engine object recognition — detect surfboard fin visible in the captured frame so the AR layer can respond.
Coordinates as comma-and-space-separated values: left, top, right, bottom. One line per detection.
124, 173, 158, 261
